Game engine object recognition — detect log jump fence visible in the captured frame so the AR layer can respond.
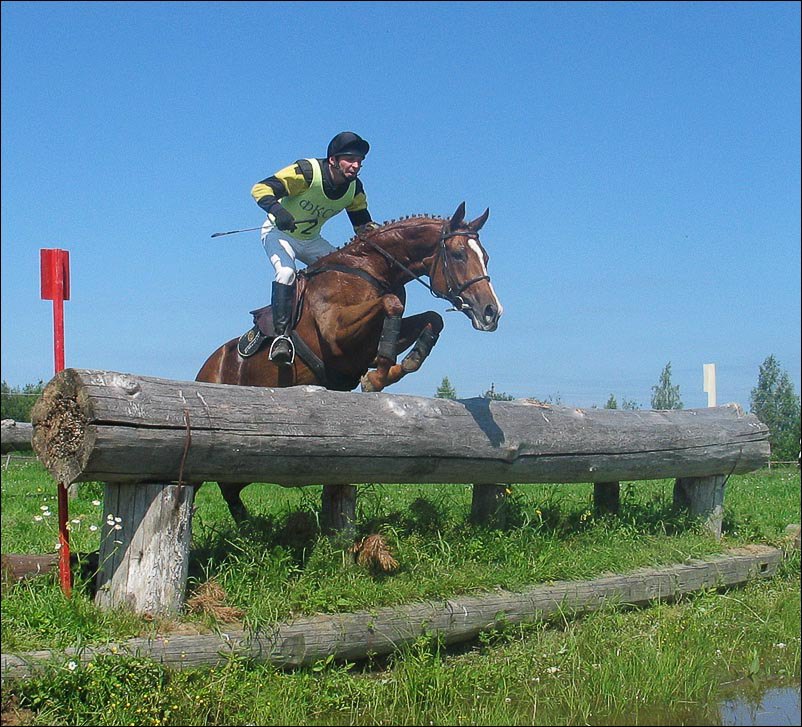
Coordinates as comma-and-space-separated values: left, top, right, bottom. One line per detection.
30, 368, 770, 616
1, 419, 33, 454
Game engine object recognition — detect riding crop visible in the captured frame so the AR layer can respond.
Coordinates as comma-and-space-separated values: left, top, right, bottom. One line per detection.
211, 218, 317, 238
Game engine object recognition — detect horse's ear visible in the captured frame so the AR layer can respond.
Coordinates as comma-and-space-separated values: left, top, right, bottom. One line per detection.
468, 208, 490, 232
448, 202, 466, 230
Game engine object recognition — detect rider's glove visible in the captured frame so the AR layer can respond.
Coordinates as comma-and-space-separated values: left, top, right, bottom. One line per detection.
270, 203, 297, 233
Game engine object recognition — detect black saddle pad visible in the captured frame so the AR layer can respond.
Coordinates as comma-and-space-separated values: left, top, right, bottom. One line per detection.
237, 325, 267, 358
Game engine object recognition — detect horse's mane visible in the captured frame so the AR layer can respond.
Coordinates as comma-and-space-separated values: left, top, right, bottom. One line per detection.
344, 214, 445, 248
306, 214, 446, 270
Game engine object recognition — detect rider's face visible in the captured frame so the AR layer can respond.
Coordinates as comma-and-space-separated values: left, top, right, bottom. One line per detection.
330, 155, 363, 181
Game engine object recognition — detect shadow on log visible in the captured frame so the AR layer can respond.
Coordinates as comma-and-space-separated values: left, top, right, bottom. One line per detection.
30, 369, 770, 487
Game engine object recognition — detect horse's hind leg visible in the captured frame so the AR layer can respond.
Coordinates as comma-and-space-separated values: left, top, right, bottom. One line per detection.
218, 483, 250, 525
361, 311, 443, 392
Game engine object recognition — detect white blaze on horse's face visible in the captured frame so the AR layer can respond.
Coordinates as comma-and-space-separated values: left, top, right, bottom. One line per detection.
467, 238, 504, 323
454, 236, 502, 332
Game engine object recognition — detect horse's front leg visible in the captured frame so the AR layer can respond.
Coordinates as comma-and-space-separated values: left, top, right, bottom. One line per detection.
361, 310, 444, 392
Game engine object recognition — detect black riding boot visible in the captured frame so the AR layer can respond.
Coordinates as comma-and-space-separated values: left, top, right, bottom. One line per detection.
268, 281, 295, 365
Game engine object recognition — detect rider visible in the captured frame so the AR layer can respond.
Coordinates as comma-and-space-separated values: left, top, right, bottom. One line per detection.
251, 131, 378, 365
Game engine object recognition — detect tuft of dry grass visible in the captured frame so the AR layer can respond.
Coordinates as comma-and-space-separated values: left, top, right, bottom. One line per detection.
186, 579, 245, 622
350, 533, 399, 573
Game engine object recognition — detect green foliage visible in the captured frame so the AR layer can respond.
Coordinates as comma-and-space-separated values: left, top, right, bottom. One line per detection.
604, 395, 639, 410
482, 383, 515, 400
434, 375, 457, 399
750, 355, 801, 462
1, 461, 799, 726
1, 380, 45, 422
651, 362, 683, 410
16, 654, 185, 726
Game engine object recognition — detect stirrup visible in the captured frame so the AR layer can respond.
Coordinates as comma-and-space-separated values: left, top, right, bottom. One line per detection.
269, 334, 295, 365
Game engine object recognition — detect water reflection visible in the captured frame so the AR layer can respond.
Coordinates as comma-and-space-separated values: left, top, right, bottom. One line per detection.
585, 682, 800, 725
720, 685, 800, 726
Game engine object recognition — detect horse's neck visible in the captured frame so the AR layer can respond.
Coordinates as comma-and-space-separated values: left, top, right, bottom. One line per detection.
368, 219, 441, 266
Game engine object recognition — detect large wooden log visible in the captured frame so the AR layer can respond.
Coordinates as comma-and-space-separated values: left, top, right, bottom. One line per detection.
31, 369, 770, 487
0, 546, 783, 679
1, 419, 33, 453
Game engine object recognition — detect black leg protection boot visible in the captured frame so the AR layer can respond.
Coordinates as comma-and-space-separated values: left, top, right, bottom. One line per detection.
268, 281, 295, 366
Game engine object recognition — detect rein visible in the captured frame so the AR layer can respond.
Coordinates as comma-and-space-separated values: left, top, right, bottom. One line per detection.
359, 223, 490, 311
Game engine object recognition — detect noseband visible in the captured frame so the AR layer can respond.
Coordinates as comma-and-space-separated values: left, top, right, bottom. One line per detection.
360, 222, 491, 312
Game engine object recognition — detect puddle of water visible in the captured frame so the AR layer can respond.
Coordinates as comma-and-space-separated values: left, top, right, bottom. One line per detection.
719, 685, 801, 726
581, 682, 801, 725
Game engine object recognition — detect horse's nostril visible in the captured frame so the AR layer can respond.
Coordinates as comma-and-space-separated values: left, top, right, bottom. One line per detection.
484, 304, 497, 322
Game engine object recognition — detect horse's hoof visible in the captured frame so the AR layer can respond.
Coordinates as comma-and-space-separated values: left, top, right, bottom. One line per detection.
400, 351, 422, 373
360, 374, 377, 392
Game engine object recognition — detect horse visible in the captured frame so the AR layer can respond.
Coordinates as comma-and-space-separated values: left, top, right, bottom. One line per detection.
196, 202, 503, 524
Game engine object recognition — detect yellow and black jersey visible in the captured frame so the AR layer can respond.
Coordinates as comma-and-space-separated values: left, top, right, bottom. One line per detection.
252, 158, 372, 229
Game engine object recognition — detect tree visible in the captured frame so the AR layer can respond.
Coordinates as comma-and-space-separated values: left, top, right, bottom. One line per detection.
1, 380, 45, 422
482, 383, 514, 401
435, 376, 457, 399
750, 355, 801, 462
604, 394, 639, 410
651, 362, 683, 410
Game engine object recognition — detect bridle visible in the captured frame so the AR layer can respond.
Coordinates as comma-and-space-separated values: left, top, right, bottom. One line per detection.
360, 222, 491, 312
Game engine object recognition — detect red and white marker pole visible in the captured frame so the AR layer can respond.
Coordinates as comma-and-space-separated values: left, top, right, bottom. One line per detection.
40, 248, 72, 596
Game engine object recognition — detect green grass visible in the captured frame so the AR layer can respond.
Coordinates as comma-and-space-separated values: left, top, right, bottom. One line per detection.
1, 460, 799, 725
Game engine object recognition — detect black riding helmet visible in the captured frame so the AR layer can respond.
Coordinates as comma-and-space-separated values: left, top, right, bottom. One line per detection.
327, 131, 370, 159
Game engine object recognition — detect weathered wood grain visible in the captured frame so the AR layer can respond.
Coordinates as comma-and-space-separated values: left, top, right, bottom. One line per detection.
94, 482, 195, 615
31, 369, 770, 486
0, 546, 782, 679
1, 419, 33, 453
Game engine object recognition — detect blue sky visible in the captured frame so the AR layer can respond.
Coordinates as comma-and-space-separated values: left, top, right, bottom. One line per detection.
2, 1, 800, 409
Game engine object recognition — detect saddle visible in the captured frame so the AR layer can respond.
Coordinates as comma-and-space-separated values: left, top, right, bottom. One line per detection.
235, 268, 367, 391
237, 277, 308, 358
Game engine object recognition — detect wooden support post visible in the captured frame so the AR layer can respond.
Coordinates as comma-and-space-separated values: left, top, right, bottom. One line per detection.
95, 482, 195, 615
321, 484, 357, 535
594, 481, 620, 516
470, 484, 508, 527
673, 475, 726, 539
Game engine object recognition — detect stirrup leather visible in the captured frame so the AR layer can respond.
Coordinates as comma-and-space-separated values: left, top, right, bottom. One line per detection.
269, 334, 295, 364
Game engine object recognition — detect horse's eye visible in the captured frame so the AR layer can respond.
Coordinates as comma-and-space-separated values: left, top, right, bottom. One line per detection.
452, 248, 467, 261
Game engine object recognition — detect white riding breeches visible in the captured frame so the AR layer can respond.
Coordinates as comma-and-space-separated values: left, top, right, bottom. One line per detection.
261, 217, 335, 285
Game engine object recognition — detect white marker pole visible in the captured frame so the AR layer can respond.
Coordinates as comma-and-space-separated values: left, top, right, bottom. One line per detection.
703, 363, 717, 407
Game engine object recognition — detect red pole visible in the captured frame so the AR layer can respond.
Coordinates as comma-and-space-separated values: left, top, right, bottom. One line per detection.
53, 271, 66, 372
41, 249, 71, 596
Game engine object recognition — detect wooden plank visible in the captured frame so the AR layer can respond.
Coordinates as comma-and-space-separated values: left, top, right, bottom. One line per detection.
1, 546, 783, 679
31, 369, 770, 486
